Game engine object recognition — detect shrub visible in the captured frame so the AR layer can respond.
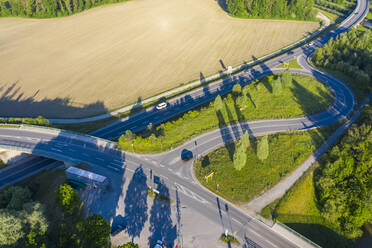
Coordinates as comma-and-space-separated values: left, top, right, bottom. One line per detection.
257, 135, 269, 161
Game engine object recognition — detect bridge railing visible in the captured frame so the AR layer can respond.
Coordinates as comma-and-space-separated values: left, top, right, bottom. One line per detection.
18, 124, 118, 148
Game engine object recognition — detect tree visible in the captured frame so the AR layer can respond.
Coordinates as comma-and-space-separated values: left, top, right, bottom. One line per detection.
272, 78, 283, 95
0, 209, 25, 246
77, 214, 111, 248
232, 83, 242, 97
55, 184, 80, 215
0, 186, 32, 210
233, 139, 247, 170
257, 135, 269, 160
241, 130, 250, 149
214, 95, 224, 112
280, 69, 292, 87
315, 120, 372, 239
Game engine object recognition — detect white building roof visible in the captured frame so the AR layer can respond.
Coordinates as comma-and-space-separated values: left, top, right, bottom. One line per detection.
66, 166, 107, 183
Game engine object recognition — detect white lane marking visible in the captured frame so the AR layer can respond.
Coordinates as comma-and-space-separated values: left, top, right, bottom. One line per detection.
248, 228, 278, 248
96, 158, 104, 161
50, 148, 62, 152
169, 157, 180, 165
159, 164, 165, 167
159, 175, 169, 180
174, 183, 209, 205
82, 153, 90, 156
107, 165, 120, 172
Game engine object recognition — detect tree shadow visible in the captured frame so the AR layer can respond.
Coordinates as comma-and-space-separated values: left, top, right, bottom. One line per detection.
148, 179, 177, 248
216, 0, 227, 12
124, 165, 148, 242
0, 81, 109, 118
216, 109, 235, 161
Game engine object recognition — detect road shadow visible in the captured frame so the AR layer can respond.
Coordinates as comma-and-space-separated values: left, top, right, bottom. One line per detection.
148, 180, 177, 248
124, 165, 148, 242
0, 82, 109, 118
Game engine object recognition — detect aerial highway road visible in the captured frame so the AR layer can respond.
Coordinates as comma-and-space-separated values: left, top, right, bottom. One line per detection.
0, 0, 370, 247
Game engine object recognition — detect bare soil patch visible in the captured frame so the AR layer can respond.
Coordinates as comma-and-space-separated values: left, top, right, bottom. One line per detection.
0, 0, 319, 118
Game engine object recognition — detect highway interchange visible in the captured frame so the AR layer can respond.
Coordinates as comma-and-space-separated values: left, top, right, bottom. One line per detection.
0, 0, 370, 247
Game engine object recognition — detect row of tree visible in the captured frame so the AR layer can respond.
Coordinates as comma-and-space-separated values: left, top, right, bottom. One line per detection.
0, 0, 127, 18
224, 0, 316, 20
312, 29, 372, 89
315, 104, 372, 239
0, 115, 50, 126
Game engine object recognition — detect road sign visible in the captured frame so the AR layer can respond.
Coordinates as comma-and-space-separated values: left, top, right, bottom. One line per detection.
205, 171, 214, 181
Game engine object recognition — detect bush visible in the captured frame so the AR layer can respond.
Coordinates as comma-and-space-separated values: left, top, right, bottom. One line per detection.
220, 234, 240, 244
257, 135, 269, 161
77, 214, 111, 248
55, 184, 80, 215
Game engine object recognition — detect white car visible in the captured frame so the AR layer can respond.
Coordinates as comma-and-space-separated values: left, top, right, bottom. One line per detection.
309, 41, 314, 46
156, 102, 167, 110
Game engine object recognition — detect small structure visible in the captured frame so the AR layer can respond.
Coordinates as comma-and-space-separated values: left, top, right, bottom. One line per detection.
66, 166, 108, 189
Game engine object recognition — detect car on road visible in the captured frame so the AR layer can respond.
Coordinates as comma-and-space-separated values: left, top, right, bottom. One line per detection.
309, 41, 314, 46
156, 102, 168, 110
181, 149, 193, 161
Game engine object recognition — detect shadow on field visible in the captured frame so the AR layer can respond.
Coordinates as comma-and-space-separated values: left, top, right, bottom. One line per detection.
0, 82, 109, 118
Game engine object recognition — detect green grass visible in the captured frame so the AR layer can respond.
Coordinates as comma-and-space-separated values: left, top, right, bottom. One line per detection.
193, 126, 337, 203
316, 67, 371, 103
314, 7, 341, 23
260, 198, 281, 219
277, 59, 303, 69
119, 73, 334, 153
263, 164, 354, 248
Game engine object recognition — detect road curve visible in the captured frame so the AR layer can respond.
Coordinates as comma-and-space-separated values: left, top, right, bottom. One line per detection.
0, 0, 370, 247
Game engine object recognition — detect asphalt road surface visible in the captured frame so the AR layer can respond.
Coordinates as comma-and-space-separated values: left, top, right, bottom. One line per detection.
0, 0, 369, 247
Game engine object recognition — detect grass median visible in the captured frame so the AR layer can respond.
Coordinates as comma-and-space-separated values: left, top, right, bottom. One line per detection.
118, 73, 334, 153
193, 125, 337, 204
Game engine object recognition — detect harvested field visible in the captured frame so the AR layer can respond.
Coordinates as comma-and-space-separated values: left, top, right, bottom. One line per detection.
0, 0, 319, 118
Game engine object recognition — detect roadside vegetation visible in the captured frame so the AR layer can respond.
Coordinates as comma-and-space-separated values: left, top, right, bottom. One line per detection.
193, 125, 337, 203
314, 0, 356, 18
312, 28, 372, 102
0, 0, 129, 18
0, 116, 50, 127
260, 104, 372, 248
224, 0, 316, 20
118, 73, 334, 153
277, 58, 303, 69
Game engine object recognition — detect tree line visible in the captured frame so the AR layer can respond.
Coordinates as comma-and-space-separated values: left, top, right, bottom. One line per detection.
0, 0, 128, 18
224, 0, 316, 20
315, 104, 372, 239
312, 28, 372, 91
